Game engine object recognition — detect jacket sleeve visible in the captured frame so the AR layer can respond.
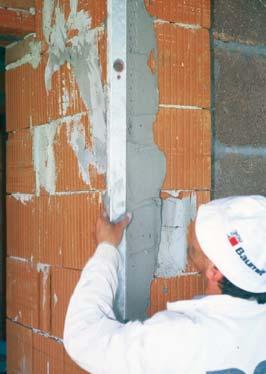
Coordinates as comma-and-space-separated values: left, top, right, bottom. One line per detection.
63, 243, 199, 374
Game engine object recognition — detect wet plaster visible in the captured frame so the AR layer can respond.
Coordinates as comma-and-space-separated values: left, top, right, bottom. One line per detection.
125, 0, 166, 320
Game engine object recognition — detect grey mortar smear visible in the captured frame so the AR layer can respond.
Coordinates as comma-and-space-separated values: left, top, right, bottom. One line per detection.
66, 116, 93, 184
43, 0, 106, 179
5, 40, 42, 71
124, 0, 166, 320
155, 192, 197, 278
32, 114, 91, 195
33, 122, 59, 196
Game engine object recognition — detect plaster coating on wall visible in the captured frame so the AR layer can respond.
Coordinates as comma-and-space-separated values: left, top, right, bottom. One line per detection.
11, 193, 34, 204
37, 264, 50, 310
5, 40, 41, 71
155, 192, 197, 278
33, 122, 59, 195
66, 116, 94, 184
61, 78, 70, 116
43, 0, 106, 176
125, 0, 166, 320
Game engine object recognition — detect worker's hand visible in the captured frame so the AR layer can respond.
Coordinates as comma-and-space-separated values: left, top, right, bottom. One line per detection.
96, 211, 132, 248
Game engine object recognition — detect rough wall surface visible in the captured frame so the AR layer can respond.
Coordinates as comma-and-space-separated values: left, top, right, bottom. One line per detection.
6, 0, 105, 372
212, 0, 266, 197
145, 0, 211, 314
6, 0, 211, 371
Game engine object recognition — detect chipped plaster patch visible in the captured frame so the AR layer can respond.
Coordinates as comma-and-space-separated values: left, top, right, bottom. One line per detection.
5, 40, 42, 71
155, 192, 197, 277
33, 122, 59, 196
61, 81, 70, 116
66, 119, 91, 184
38, 265, 50, 310
66, 115, 106, 185
53, 293, 58, 305
12, 193, 34, 204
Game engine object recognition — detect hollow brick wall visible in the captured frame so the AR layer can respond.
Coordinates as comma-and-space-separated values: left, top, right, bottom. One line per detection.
6, 1, 211, 372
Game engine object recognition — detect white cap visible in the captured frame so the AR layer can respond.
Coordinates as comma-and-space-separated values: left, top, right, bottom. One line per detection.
195, 195, 266, 293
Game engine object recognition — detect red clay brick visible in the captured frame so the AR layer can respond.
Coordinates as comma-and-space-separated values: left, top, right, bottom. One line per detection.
6, 120, 105, 194
55, 116, 106, 192
5, 58, 87, 132
155, 23, 210, 107
60, 193, 100, 269
39, 265, 51, 333
78, 0, 107, 28
145, 0, 211, 28
7, 193, 100, 267
33, 333, 64, 373
58, 63, 87, 118
6, 55, 61, 131
154, 108, 211, 190
38, 196, 64, 266
0, 0, 35, 10
38, 193, 101, 268
6, 195, 39, 260
98, 29, 107, 84
6, 320, 33, 374
35, 0, 106, 45
0, 7, 35, 37
51, 267, 81, 338
148, 274, 206, 316
6, 129, 35, 193
6, 259, 40, 329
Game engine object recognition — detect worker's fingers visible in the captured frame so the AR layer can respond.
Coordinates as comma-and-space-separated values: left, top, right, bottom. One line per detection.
117, 212, 132, 230
99, 208, 109, 223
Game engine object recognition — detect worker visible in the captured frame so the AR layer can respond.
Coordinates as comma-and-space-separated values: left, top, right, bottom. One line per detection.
64, 195, 266, 374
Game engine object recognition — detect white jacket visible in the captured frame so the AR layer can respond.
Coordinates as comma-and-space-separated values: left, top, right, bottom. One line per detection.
64, 243, 266, 374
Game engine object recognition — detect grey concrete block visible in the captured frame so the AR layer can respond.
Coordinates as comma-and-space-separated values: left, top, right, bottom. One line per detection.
214, 46, 266, 146
213, 154, 266, 198
213, 0, 266, 45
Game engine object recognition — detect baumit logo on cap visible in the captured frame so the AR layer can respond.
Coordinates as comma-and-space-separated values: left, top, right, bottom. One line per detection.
228, 231, 242, 246
195, 195, 266, 293
227, 231, 266, 277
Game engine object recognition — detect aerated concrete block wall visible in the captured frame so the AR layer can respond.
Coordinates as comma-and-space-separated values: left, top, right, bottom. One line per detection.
212, 0, 266, 197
